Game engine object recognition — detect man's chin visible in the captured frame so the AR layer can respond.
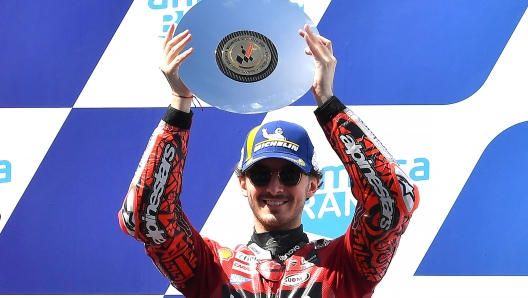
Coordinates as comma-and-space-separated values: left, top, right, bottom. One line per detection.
258, 214, 293, 230
257, 214, 278, 225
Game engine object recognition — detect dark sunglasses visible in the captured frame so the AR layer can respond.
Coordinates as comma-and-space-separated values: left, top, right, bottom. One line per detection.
247, 165, 305, 187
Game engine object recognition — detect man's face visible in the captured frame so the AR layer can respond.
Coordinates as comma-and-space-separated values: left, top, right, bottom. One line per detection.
239, 158, 319, 232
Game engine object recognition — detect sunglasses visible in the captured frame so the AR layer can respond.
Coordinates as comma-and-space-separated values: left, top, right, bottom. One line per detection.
247, 165, 305, 187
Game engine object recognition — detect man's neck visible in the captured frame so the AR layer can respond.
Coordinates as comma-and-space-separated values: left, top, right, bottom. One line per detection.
248, 225, 309, 260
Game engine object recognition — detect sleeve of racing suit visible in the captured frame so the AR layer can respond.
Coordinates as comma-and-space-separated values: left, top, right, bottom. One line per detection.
118, 106, 223, 295
314, 96, 420, 282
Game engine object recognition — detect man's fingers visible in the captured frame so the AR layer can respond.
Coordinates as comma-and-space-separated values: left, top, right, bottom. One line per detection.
170, 29, 191, 47
304, 25, 332, 52
163, 23, 176, 51
165, 32, 192, 63
301, 24, 334, 62
168, 47, 194, 70
303, 29, 324, 61
163, 27, 191, 59
318, 35, 333, 53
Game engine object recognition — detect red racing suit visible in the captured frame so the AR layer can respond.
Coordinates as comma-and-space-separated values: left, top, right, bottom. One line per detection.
118, 96, 420, 297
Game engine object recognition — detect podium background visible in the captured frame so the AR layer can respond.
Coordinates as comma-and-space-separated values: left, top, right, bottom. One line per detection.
1, 0, 527, 297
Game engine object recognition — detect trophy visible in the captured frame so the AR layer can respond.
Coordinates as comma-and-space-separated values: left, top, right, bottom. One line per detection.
175, 0, 319, 114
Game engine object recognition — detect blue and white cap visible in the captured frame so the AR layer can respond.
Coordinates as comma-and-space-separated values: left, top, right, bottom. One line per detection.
239, 120, 317, 173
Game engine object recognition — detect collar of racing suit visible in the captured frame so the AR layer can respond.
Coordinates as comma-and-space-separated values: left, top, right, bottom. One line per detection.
247, 225, 309, 261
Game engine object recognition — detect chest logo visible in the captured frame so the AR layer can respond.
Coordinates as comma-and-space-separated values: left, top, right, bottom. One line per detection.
283, 272, 310, 287
230, 274, 251, 285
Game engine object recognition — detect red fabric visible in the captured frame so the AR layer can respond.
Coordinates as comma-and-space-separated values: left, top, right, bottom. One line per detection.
119, 107, 420, 298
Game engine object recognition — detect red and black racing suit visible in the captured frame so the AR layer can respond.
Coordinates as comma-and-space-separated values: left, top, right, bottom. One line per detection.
118, 96, 420, 297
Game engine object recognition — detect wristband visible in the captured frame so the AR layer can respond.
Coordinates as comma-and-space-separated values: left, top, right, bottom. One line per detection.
171, 91, 195, 99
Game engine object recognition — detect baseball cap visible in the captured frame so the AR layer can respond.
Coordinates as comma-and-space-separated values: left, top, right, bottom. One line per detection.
239, 120, 317, 173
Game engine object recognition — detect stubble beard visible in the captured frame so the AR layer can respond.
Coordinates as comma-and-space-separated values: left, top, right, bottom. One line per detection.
250, 193, 305, 231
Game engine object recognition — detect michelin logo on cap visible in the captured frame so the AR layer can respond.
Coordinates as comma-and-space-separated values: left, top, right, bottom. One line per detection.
254, 127, 300, 153
240, 120, 315, 173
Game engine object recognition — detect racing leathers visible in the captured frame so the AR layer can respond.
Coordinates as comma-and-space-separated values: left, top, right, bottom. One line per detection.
118, 96, 420, 298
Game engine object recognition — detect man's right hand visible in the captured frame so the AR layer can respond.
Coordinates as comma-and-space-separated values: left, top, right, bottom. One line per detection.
299, 24, 337, 107
160, 23, 194, 112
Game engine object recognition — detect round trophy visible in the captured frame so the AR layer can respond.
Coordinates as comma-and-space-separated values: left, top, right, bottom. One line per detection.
174, 0, 319, 114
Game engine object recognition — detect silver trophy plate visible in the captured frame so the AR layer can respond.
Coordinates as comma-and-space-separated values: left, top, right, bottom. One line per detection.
175, 0, 319, 114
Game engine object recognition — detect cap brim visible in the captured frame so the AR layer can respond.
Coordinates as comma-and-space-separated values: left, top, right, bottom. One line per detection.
242, 152, 312, 173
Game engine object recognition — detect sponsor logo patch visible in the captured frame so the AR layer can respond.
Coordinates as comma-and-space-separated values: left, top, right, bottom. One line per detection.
230, 274, 251, 285
283, 272, 310, 287
143, 143, 175, 244
339, 133, 395, 230
219, 248, 234, 261
233, 261, 255, 275
235, 252, 258, 263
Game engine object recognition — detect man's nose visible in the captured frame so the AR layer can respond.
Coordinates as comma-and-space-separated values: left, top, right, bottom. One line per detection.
266, 173, 284, 194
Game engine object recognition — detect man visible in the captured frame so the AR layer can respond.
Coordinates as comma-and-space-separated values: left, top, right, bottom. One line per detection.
119, 23, 420, 297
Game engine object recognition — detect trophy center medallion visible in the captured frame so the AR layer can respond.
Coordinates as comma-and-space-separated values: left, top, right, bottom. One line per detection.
215, 30, 278, 83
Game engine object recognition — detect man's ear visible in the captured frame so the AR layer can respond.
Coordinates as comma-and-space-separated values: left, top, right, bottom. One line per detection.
239, 176, 249, 197
307, 176, 320, 198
